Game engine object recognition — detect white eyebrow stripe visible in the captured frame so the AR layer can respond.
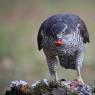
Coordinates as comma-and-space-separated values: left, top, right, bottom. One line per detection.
62, 23, 68, 31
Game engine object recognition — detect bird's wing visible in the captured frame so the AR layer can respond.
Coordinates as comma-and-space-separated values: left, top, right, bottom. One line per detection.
37, 26, 43, 51
79, 20, 90, 43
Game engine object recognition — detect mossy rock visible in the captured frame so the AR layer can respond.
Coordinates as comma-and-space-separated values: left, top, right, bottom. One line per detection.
5, 79, 93, 95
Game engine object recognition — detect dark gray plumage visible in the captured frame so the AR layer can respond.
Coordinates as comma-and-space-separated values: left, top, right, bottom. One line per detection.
37, 13, 89, 82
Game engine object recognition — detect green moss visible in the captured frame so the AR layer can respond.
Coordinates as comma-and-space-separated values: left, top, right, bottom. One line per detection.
32, 81, 50, 95
31, 80, 79, 95
70, 92, 78, 95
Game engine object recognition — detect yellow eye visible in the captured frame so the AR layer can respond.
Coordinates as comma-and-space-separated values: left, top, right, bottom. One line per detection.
62, 31, 65, 35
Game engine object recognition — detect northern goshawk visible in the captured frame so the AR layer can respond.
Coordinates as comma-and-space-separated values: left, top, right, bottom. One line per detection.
37, 13, 90, 83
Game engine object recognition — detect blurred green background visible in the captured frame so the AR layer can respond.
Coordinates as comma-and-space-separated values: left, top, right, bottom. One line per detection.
0, 0, 95, 94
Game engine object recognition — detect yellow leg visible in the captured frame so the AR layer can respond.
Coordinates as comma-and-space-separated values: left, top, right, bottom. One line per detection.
77, 66, 84, 84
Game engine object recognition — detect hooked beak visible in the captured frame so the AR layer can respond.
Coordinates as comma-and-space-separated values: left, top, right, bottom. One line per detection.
54, 39, 64, 46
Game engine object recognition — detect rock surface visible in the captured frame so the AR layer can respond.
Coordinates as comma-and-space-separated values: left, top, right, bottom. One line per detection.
5, 79, 93, 95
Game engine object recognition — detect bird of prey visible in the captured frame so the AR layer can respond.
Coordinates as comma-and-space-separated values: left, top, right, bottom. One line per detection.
37, 13, 90, 83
